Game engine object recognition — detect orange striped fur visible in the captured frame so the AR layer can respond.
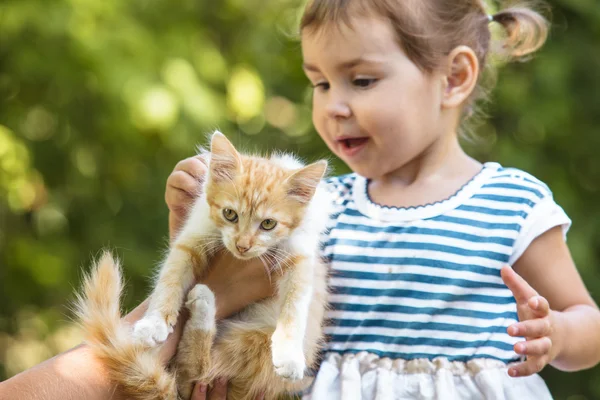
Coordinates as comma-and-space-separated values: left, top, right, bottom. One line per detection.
75, 132, 331, 400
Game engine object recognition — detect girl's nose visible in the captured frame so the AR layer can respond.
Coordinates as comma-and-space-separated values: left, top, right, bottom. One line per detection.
325, 94, 352, 120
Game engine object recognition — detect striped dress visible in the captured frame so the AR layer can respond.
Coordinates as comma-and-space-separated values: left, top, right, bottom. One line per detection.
307, 162, 570, 400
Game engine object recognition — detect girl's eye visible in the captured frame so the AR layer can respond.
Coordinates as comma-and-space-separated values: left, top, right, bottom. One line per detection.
353, 78, 377, 88
312, 82, 330, 91
260, 219, 277, 231
223, 208, 238, 223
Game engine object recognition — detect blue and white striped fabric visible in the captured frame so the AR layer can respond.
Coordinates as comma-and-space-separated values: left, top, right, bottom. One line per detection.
320, 162, 571, 364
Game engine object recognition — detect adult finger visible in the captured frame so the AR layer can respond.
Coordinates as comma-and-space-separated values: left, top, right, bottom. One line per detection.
165, 187, 195, 212
208, 378, 227, 400
501, 265, 538, 304
191, 383, 208, 400
194, 153, 210, 167
167, 170, 202, 196
174, 157, 208, 181
507, 318, 552, 338
514, 337, 552, 357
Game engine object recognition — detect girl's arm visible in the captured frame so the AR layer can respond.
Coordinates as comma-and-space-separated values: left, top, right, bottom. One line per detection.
503, 225, 600, 376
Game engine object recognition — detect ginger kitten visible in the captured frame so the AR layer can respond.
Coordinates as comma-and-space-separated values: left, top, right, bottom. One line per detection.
75, 132, 331, 400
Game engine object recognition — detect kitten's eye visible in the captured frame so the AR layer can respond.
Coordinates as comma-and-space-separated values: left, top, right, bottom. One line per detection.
223, 208, 238, 223
260, 219, 277, 231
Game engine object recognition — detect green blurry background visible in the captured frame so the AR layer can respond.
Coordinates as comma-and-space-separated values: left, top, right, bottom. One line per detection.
1, 0, 599, 398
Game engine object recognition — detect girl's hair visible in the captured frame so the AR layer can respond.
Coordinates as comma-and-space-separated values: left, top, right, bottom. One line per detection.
300, 0, 549, 127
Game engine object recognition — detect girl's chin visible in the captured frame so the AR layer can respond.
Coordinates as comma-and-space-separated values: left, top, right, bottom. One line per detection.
340, 161, 379, 179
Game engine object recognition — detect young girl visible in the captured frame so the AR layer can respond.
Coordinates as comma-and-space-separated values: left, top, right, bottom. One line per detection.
166, 1, 600, 399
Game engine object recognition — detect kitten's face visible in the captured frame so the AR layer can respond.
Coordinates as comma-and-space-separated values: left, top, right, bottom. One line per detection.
205, 133, 326, 261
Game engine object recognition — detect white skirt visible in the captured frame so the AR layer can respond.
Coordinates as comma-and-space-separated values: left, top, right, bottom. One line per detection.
303, 352, 553, 400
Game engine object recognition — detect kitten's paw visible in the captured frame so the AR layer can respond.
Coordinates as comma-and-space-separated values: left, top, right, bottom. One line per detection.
132, 314, 172, 347
185, 284, 216, 331
186, 284, 215, 311
271, 332, 306, 381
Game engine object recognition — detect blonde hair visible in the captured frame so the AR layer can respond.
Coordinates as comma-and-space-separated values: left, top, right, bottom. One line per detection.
300, 0, 549, 126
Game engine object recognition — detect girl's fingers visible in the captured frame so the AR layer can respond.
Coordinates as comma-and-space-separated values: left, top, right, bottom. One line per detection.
501, 265, 538, 304
528, 295, 550, 317
508, 356, 548, 377
514, 337, 552, 357
508, 317, 552, 338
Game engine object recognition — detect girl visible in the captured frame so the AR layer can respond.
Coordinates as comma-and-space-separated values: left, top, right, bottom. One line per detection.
169, 0, 600, 399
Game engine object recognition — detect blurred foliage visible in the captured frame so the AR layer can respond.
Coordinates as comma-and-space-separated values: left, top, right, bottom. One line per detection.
0, 0, 599, 398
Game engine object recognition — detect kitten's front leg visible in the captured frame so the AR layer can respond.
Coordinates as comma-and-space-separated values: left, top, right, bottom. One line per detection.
176, 284, 217, 399
271, 255, 315, 381
133, 238, 207, 347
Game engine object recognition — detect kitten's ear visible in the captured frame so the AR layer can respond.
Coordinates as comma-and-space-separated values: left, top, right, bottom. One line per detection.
286, 160, 328, 204
209, 131, 242, 182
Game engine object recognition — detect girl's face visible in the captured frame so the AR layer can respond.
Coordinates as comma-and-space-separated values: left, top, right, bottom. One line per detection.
302, 16, 449, 180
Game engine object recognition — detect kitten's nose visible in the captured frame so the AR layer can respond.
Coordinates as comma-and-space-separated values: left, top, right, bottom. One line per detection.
236, 244, 249, 254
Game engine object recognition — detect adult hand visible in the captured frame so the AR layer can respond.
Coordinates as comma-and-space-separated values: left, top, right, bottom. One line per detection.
166, 155, 208, 241
189, 379, 265, 400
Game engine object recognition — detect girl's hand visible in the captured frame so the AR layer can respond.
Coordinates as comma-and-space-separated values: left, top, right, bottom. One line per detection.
166, 155, 209, 241
501, 265, 558, 377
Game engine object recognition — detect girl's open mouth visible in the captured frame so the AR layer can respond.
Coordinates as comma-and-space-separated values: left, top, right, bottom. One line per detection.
337, 137, 369, 157
341, 138, 369, 149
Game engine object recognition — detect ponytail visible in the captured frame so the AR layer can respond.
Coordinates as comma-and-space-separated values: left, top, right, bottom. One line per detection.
491, 4, 549, 60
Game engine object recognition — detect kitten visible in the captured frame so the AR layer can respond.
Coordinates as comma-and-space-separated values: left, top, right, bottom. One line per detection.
75, 132, 330, 400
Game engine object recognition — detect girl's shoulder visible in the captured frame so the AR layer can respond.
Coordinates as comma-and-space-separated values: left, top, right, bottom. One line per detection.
484, 162, 554, 199
483, 163, 571, 264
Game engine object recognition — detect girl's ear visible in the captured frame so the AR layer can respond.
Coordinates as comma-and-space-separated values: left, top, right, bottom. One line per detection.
441, 46, 480, 109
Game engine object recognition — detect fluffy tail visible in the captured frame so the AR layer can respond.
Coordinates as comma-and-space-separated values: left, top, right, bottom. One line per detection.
74, 251, 178, 400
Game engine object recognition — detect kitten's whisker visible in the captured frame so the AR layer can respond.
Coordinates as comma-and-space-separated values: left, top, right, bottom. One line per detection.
266, 250, 290, 276
271, 246, 292, 258
258, 255, 273, 284
196, 238, 224, 258
269, 248, 294, 269
196, 240, 219, 254
206, 242, 224, 257
263, 252, 280, 276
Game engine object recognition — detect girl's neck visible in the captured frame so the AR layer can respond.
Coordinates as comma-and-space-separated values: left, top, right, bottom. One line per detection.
367, 133, 482, 209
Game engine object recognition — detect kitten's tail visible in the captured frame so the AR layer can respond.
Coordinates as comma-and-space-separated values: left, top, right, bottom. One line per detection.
74, 251, 178, 400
